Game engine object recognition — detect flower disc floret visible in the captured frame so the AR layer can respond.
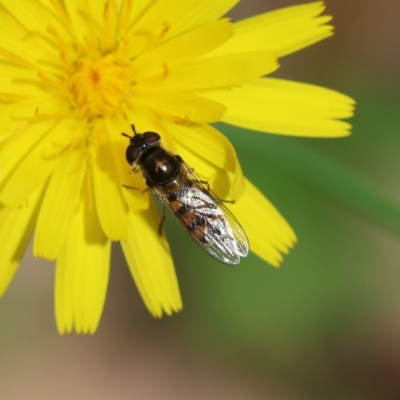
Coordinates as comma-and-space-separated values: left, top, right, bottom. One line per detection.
66, 55, 132, 118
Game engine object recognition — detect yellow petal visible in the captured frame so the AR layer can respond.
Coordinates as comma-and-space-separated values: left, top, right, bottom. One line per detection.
156, 50, 278, 91
124, 104, 178, 152
12, 96, 68, 120
204, 78, 355, 137
208, 2, 333, 58
0, 188, 42, 297
33, 146, 85, 260
0, 3, 58, 66
0, 68, 45, 98
118, 0, 155, 36
0, 96, 69, 137
121, 202, 182, 317
90, 123, 129, 241
131, 87, 226, 123
169, 0, 238, 35
61, 0, 97, 43
133, 18, 233, 80
130, 0, 237, 49
1, 0, 51, 32
0, 120, 53, 189
229, 179, 297, 267
55, 192, 111, 335
168, 122, 245, 200
0, 119, 72, 208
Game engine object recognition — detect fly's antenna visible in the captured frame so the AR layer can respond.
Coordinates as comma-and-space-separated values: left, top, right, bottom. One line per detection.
122, 124, 139, 139
121, 132, 132, 139
130, 124, 138, 135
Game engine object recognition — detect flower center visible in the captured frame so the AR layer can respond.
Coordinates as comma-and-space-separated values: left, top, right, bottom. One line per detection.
67, 54, 132, 118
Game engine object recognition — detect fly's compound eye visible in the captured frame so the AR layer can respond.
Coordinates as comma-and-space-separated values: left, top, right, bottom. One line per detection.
125, 144, 142, 165
122, 129, 162, 165
142, 131, 161, 144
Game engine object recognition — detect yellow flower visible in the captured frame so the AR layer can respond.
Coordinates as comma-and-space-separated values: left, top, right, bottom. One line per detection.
0, 0, 354, 334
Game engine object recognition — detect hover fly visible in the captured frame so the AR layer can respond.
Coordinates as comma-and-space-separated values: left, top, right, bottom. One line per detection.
121, 125, 249, 265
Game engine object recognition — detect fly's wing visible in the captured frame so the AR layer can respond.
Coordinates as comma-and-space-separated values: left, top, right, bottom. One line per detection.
151, 161, 249, 265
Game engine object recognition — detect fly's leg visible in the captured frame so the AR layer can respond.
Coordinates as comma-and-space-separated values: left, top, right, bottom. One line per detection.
122, 185, 150, 194
219, 198, 235, 204
122, 184, 139, 190
158, 204, 166, 236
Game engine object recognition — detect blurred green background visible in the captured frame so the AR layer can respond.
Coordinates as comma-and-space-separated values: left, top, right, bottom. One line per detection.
2, 1, 400, 399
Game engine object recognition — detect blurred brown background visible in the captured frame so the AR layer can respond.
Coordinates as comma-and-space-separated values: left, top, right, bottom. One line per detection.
2, 1, 400, 399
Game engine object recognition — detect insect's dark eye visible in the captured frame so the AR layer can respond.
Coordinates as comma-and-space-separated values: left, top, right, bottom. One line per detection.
125, 144, 141, 165
143, 131, 161, 144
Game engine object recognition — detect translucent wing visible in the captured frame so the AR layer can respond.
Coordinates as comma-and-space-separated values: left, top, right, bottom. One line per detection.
151, 159, 249, 265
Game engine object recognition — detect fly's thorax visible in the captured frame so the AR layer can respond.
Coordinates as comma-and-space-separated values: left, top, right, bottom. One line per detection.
141, 148, 181, 187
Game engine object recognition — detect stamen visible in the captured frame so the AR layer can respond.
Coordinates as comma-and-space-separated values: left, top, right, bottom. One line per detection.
65, 54, 132, 118
145, 22, 171, 52
116, 35, 130, 59
83, 37, 99, 58
0, 47, 35, 69
118, 0, 133, 35
47, 25, 73, 55
90, 122, 104, 146
42, 141, 72, 160
0, 93, 27, 103
79, 9, 101, 44
133, 61, 170, 86
174, 114, 191, 125
10, 110, 68, 126
42, 131, 84, 160
49, 0, 74, 36
161, 63, 169, 78
60, 53, 75, 74
37, 72, 63, 90
102, 1, 119, 53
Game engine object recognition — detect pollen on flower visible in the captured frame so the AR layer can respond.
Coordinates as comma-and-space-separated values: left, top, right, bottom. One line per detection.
66, 54, 132, 118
